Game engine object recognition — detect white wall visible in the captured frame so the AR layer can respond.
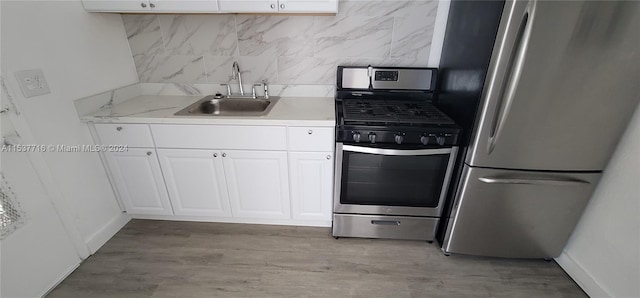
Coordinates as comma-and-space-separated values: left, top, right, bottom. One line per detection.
1, 108, 82, 298
557, 103, 640, 297
0, 1, 137, 251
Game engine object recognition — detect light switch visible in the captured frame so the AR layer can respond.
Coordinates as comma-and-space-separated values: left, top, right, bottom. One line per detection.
14, 69, 50, 98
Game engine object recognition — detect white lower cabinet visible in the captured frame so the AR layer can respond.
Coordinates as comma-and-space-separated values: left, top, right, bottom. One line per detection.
103, 148, 173, 215
222, 150, 291, 219
289, 152, 334, 221
95, 123, 333, 226
156, 149, 232, 217
217, 0, 338, 13
156, 149, 291, 220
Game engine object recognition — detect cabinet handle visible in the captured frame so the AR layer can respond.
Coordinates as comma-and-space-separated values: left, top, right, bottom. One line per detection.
146, 151, 152, 156
213, 153, 218, 157
280, 3, 285, 9
270, 3, 276, 9
149, 2, 155, 8
308, 130, 313, 135
326, 155, 331, 160
140, 2, 147, 8
116, 126, 123, 131
222, 153, 227, 157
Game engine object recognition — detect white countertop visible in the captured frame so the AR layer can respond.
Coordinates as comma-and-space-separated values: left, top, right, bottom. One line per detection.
81, 95, 336, 127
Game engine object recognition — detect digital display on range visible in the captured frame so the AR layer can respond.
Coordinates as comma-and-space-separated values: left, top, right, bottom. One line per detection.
374, 71, 399, 81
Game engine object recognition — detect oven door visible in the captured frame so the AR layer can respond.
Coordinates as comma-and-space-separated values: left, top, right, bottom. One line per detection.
334, 143, 458, 217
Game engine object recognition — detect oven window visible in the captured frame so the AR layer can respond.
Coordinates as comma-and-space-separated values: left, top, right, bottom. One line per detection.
340, 151, 450, 207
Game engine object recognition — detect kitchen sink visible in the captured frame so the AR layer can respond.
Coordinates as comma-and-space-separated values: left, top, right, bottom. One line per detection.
174, 95, 277, 116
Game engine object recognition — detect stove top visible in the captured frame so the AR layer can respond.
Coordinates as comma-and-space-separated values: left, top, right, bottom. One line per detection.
335, 66, 461, 146
342, 99, 455, 126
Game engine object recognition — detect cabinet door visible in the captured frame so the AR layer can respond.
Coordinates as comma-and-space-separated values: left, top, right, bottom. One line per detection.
218, 0, 277, 13
103, 148, 173, 215
82, 0, 151, 12
222, 150, 290, 219
289, 152, 333, 221
278, 0, 338, 13
157, 149, 232, 217
152, 0, 219, 12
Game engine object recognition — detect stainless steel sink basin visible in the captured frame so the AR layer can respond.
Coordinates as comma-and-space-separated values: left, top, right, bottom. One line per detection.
174, 95, 277, 116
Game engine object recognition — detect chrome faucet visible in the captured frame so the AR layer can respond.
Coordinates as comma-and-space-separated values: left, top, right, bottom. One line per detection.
231, 61, 244, 96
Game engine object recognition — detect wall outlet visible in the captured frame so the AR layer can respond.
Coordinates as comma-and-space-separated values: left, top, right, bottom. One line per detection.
14, 69, 51, 98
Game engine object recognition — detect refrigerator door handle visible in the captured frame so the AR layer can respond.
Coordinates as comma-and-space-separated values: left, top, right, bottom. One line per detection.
487, 0, 538, 154
478, 176, 591, 186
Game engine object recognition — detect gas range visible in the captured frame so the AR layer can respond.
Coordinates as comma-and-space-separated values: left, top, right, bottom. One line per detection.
332, 66, 463, 241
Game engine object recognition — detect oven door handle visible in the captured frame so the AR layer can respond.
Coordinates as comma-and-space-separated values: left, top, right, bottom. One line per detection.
342, 145, 452, 156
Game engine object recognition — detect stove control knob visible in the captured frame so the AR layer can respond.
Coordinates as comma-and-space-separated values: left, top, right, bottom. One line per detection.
368, 133, 377, 144
352, 132, 361, 143
436, 136, 446, 146
420, 135, 430, 145
394, 133, 404, 145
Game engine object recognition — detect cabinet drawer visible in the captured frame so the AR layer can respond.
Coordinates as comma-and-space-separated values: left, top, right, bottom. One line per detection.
94, 124, 154, 148
333, 214, 439, 241
288, 127, 334, 151
151, 125, 287, 150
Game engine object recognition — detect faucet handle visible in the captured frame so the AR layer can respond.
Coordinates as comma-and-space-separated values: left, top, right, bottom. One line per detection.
252, 84, 261, 99
262, 80, 269, 99
220, 83, 231, 96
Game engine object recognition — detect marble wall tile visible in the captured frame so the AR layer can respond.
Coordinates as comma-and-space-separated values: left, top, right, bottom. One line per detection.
204, 56, 276, 85
338, 0, 413, 17
236, 16, 315, 57
278, 57, 340, 85
274, 85, 336, 97
123, 0, 441, 86
203, 56, 236, 83
236, 56, 278, 85
158, 15, 238, 56
314, 15, 394, 58
122, 15, 164, 57
135, 55, 207, 83
390, 1, 438, 64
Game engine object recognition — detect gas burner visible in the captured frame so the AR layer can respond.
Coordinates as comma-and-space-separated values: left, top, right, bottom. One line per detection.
342, 99, 455, 126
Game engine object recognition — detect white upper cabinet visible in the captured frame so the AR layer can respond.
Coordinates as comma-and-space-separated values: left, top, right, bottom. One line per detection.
82, 0, 151, 12
153, 0, 219, 12
277, 0, 338, 13
82, 0, 219, 13
216, 0, 339, 13
83, 0, 336, 13
217, 0, 275, 13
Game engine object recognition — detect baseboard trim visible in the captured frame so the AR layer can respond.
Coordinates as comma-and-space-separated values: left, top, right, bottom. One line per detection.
131, 214, 331, 228
556, 251, 610, 297
39, 262, 80, 298
85, 212, 131, 254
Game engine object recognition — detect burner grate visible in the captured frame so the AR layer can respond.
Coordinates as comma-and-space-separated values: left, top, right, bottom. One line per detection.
342, 99, 454, 125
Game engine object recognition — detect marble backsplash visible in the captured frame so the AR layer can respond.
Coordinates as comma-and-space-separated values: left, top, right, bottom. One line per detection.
122, 0, 440, 87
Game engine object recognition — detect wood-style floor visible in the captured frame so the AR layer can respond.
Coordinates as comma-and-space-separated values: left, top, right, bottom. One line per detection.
48, 220, 586, 298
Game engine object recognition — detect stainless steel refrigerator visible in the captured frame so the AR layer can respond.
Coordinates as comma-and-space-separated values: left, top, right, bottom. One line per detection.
438, 0, 640, 258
